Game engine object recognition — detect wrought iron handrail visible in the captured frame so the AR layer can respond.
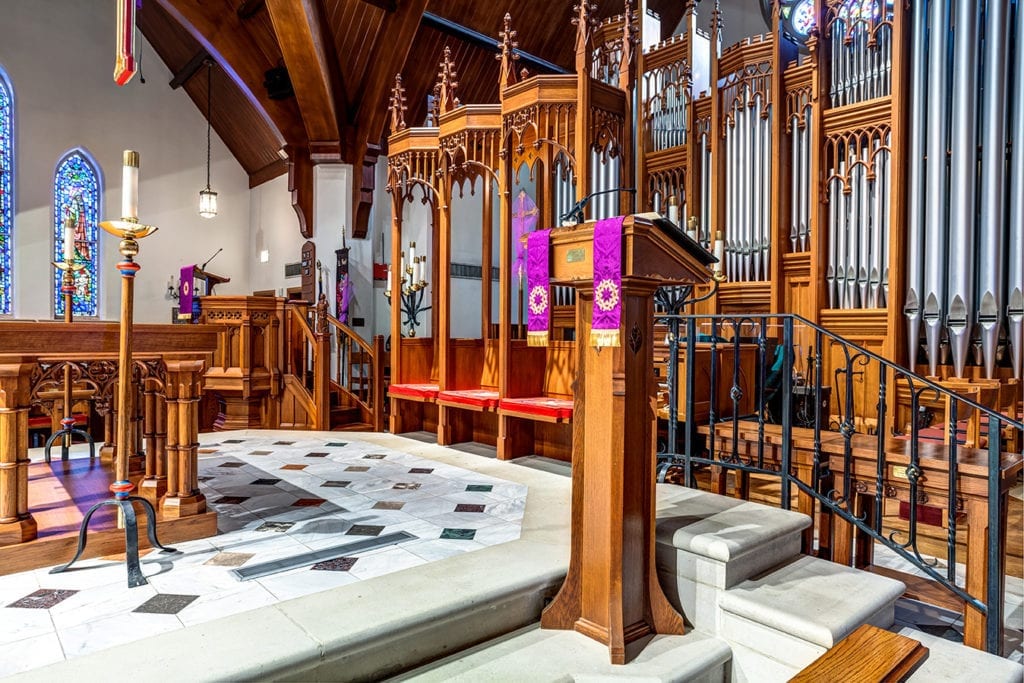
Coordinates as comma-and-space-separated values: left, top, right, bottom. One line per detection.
656, 310, 1022, 655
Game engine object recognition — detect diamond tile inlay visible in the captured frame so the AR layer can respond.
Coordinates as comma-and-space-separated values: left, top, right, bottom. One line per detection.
363, 454, 386, 460
7, 589, 78, 609
454, 504, 486, 513
273, 441, 295, 445
440, 528, 477, 541
256, 521, 295, 533
250, 450, 273, 455
373, 501, 406, 511
393, 482, 421, 490
321, 480, 351, 488
292, 498, 326, 507
222, 439, 245, 444
212, 496, 250, 505
345, 466, 370, 472
203, 552, 254, 568
133, 594, 199, 615
325, 442, 348, 447
465, 484, 493, 492
281, 464, 308, 471
217, 462, 246, 469
305, 452, 330, 458
409, 468, 434, 474
347, 524, 384, 537
310, 557, 358, 572
250, 478, 281, 486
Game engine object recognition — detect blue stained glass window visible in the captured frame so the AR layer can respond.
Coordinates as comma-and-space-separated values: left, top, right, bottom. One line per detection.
53, 150, 101, 317
0, 69, 13, 316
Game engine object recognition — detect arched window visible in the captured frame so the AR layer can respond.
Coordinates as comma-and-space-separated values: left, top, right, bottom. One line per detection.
53, 150, 101, 318
0, 67, 13, 316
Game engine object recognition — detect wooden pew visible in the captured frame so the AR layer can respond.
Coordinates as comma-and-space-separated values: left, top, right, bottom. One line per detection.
436, 338, 501, 446
497, 340, 576, 461
388, 337, 439, 435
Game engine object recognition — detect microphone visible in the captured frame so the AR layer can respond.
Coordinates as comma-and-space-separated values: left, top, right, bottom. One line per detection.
200, 247, 223, 272
559, 188, 636, 226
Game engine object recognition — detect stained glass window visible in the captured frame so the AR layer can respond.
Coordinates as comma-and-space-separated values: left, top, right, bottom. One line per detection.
0, 68, 13, 316
53, 150, 101, 317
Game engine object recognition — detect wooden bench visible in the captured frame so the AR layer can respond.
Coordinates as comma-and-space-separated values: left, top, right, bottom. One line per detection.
437, 339, 500, 447
790, 624, 927, 682
497, 340, 575, 461
388, 337, 439, 435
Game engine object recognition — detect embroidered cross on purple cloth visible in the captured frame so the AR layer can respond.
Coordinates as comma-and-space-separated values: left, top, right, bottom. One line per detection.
526, 228, 551, 347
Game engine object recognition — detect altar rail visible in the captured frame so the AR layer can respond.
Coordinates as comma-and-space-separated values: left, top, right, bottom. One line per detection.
657, 313, 1023, 655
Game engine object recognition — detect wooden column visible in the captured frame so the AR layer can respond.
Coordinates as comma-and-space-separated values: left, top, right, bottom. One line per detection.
436, 168, 454, 444
389, 191, 405, 434
161, 360, 207, 518
0, 363, 37, 545
138, 376, 167, 505
313, 294, 331, 431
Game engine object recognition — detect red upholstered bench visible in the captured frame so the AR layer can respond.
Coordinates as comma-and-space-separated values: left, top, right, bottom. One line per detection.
436, 389, 500, 411
498, 397, 574, 423
389, 383, 440, 402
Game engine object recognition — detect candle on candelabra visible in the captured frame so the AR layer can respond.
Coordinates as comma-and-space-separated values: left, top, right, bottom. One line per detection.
386, 263, 392, 293
409, 241, 416, 265
713, 230, 724, 276
63, 217, 75, 263
667, 195, 679, 226
400, 251, 405, 278
122, 150, 140, 220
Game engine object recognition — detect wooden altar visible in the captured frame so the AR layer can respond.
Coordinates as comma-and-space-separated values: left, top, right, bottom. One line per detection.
538, 213, 715, 663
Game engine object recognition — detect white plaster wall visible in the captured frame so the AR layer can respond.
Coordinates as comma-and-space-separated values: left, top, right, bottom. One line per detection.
0, 0, 251, 323
670, 0, 770, 50
248, 174, 301, 296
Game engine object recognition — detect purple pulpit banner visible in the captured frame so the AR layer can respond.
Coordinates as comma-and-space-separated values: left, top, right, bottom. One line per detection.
590, 216, 624, 348
178, 264, 195, 320
526, 228, 551, 347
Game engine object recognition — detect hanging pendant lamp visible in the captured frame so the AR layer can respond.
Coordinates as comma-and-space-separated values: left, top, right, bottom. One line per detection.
199, 60, 218, 218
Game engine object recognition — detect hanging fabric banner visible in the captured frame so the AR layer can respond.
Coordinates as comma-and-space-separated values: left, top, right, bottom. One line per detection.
178, 264, 195, 320
526, 228, 551, 347
590, 216, 624, 348
512, 189, 539, 284
336, 246, 352, 324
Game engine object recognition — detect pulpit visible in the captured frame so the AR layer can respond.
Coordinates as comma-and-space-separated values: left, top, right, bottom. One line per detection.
539, 213, 715, 664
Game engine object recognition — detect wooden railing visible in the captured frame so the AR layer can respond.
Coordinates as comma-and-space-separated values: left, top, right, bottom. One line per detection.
281, 297, 385, 432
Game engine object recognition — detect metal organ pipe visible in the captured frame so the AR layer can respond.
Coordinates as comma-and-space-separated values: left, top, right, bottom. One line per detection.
946, 0, 980, 378
923, 0, 952, 376
1009, 0, 1024, 379
977, 0, 1010, 379
904, 0, 928, 370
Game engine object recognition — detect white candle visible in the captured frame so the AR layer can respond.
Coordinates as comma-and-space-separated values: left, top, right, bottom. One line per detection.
400, 252, 405, 277
408, 241, 416, 265
122, 150, 139, 220
713, 231, 725, 275
668, 201, 679, 226
386, 264, 392, 292
63, 219, 75, 263
416, 257, 424, 284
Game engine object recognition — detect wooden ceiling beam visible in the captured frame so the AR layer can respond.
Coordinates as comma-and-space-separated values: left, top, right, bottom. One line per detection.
236, 0, 266, 20
169, 49, 211, 89
155, 0, 305, 147
266, 0, 342, 162
348, 0, 430, 238
359, 0, 397, 11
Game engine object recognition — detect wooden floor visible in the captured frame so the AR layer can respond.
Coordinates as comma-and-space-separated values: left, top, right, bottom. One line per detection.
0, 458, 218, 576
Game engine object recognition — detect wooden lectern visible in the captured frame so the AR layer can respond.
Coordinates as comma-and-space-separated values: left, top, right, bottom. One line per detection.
539, 213, 715, 664
191, 266, 230, 296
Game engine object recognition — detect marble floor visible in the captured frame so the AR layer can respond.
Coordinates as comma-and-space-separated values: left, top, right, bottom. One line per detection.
0, 433, 529, 678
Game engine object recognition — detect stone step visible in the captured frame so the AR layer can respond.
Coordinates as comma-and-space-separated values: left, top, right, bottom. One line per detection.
655, 483, 811, 631
899, 627, 1024, 682
718, 554, 906, 678
389, 624, 733, 683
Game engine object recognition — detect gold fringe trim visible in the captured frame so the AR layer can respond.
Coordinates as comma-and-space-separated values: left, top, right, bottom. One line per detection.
590, 329, 621, 348
527, 331, 549, 347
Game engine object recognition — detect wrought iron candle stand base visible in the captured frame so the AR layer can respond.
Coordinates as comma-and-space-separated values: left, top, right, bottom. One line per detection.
43, 416, 95, 463
49, 481, 176, 588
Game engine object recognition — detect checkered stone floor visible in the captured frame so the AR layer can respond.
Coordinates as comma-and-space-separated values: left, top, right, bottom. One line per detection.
0, 433, 528, 677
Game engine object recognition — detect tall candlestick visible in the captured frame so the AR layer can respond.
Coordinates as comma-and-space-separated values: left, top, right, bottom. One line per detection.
122, 150, 139, 220
409, 241, 416, 265
63, 217, 75, 263
386, 264, 392, 292
713, 230, 725, 275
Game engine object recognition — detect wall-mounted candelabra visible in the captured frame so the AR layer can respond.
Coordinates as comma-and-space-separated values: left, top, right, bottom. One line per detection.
384, 241, 430, 337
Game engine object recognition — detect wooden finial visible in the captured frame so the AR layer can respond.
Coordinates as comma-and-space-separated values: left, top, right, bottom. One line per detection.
497, 13, 520, 92
572, 1, 599, 66
620, 0, 635, 91
437, 46, 460, 115
389, 73, 407, 132
683, 0, 697, 18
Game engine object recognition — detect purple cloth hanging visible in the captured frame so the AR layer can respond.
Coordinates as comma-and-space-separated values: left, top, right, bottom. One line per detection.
178, 264, 195, 321
512, 190, 538, 284
338, 273, 353, 324
526, 228, 551, 347
590, 216, 624, 347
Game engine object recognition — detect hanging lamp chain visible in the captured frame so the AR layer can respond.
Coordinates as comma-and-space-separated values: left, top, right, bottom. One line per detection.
205, 60, 212, 190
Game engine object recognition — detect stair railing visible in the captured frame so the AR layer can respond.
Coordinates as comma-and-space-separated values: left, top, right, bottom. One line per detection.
283, 301, 326, 429
326, 312, 386, 432
657, 312, 1023, 655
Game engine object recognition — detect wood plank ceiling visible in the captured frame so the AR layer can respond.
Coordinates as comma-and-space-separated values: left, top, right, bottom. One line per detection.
139, 0, 691, 238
